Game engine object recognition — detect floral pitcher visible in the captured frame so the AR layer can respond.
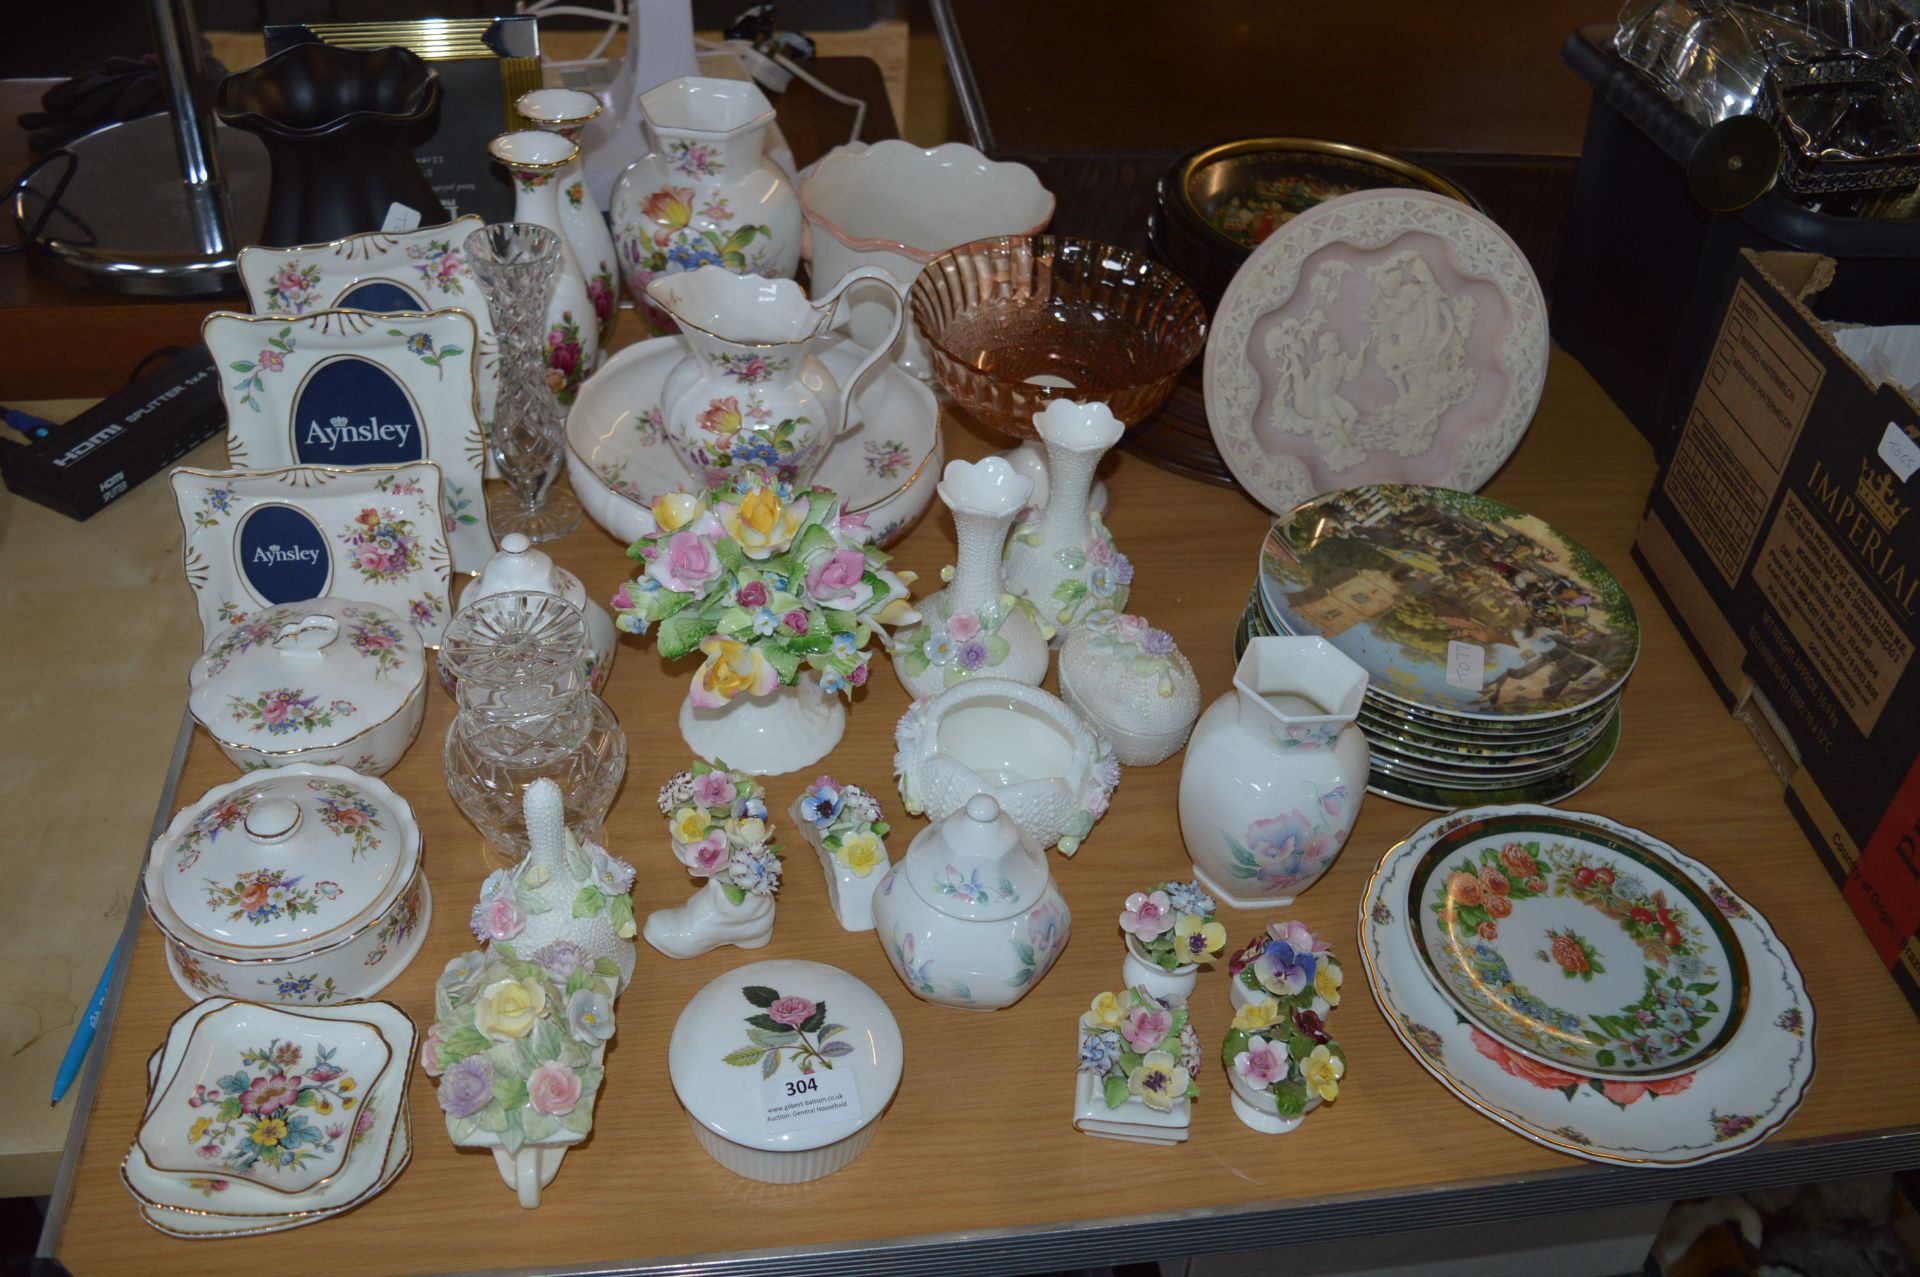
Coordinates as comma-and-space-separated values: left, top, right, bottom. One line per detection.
610, 75, 802, 329
1177, 636, 1370, 909
648, 265, 903, 488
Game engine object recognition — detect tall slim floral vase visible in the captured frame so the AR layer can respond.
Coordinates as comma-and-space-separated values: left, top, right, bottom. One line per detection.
1002, 400, 1132, 641
517, 89, 622, 350
892, 457, 1050, 698
488, 131, 603, 409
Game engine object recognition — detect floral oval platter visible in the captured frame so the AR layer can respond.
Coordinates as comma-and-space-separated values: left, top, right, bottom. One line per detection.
1406, 808, 1746, 1078
565, 332, 941, 550
1258, 485, 1640, 722
1359, 805, 1812, 1166
1203, 189, 1547, 517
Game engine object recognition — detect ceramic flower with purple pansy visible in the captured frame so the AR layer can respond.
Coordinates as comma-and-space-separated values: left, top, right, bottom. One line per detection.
1078, 986, 1201, 1112
612, 481, 916, 706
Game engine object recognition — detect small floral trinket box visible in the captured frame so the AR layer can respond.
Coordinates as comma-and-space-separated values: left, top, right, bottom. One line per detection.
1059, 613, 1200, 766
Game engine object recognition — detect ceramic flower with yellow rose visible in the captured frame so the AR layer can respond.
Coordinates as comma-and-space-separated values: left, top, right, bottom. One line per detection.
789, 774, 893, 931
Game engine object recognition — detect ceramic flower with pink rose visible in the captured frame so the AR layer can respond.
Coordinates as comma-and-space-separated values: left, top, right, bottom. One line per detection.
1120, 878, 1228, 977
658, 759, 783, 905
1077, 987, 1202, 1112
1222, 920, 1348, 1121
610, 482, 917, 710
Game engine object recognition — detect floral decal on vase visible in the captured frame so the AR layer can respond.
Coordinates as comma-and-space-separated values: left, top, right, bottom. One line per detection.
1010, 896, 1066, 988
228, 688, 357, 737
1221, 785, 1350, 895
264, 264, 322, 313
720, 985, 854, 1080
177, 1039, 363, 1178
228, 326, 295, 413
885, 925, 973, 1004
624, 186, 774, 281
936, 864, 1018, 906
546, 312, 586, 406
667, 140, 723, 178
309, 780, 383, 858
588, 267, 615, 329
203, 868, 342, 926
340, 508, 423, 583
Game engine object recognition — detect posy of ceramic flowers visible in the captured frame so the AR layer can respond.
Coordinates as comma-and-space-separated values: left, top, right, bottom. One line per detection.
611, 483, 917, 705
1223, 921, 1348, 1117
1078, 987, 1203, 1112
660, 761, 784, 903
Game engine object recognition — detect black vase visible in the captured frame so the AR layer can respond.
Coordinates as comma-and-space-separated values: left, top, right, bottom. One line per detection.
216, 43, 448, 248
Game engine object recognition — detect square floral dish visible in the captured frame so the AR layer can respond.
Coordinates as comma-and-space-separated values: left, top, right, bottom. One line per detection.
171, 462, 454, 648
204, 308, 491, 571
126, 997, 414, 1221
135, 1000, 393, 1195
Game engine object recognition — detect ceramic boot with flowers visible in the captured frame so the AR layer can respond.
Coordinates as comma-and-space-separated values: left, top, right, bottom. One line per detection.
1222, 920, 1347, 1134
893, 456, 1049, 699
1001, 400, 1132, 642
611, 482, 918, 776
644, 761, 784, 957
790, 775, 892, 931
423, 782, 636, 1207
1073, 987, 1202, 1144
1117, 879, 1227, 1001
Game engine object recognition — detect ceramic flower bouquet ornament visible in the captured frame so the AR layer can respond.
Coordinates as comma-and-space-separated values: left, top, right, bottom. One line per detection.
1072, 987, 1202, 1145
1118, 879, 1226, 1000
1222, 920, 1348, 1134
645, 761, 785, 957
611, 481, 916, 774
790, 775, 893, 931
425, 780, 635, 1207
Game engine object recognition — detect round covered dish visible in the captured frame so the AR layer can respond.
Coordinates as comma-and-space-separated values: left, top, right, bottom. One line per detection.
144, 763, 431, 1004
1058, 614, 1201, 766
189, 600, 426, 776
668, 959, 902, 1183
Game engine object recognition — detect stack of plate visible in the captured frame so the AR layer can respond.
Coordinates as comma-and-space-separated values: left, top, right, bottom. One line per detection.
1238, 484, 1640, 809
122, 997, 415, 1238
1359, 804, 1813, 1165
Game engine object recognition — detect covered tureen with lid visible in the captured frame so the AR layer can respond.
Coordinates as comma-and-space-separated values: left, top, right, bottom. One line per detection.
143, 763, 431, 1004
189, 599, 426, 776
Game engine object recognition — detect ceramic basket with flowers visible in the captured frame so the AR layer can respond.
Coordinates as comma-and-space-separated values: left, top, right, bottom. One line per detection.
1221, 920, 1347, 1134
610, 482, 916, 774
644, 760, 785, 958
1117, 879, 1227, 1000
790, 774, 892, 932
1072, 987, 1202, 1145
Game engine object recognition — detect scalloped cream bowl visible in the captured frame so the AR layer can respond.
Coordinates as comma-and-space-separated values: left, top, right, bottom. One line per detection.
799, 141, 1054, 378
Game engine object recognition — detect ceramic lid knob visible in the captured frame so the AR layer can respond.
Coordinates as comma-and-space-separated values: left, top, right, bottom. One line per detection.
965, 793, 999, 823
244, 796, 303, 843
469, 534, 589, 614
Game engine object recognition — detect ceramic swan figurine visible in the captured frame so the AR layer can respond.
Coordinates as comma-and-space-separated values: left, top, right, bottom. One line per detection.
1002, 400, 1131, 641
424, 779, 637, 1208
892, 457, 1050, 698
893, 678, 1119, 855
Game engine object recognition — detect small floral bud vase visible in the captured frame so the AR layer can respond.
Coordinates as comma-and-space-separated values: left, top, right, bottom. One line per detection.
1073, 987, 1201, 1144
1178, 636, 1369, 908
790, 776, 892, 932
870, 794, 1071, 1011
644, 761, 782, 957
894, 457, 1050, 698
1221, 920, 1347, 1134
488, 130, 603, 408
1117, 879, 1226, 1001
1002, 400, 1131, 641
516, 89, 622, 349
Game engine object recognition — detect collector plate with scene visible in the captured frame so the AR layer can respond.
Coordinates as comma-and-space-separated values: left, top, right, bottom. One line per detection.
171, 463, 454, 648
1258, 484, 1640, 721
204, 308, 491, 572
1365, 710, 1622, 811
1359, 804, 1813, 1166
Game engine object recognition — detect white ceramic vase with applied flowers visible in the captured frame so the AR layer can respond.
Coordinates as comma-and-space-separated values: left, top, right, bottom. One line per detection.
1177, 636, 1369, 909
1002, 400, 1131, 641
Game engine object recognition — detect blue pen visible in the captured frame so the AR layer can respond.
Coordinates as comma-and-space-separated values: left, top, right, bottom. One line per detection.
51, 938, 123, 1106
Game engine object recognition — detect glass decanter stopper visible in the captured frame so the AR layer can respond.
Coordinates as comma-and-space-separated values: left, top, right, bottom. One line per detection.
441, 590, 625, 864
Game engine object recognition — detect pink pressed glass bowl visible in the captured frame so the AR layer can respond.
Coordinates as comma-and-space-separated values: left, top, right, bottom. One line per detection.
909, 235, 1207, 441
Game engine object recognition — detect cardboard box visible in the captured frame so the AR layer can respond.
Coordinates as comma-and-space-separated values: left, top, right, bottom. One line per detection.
1635, 248, 1920, 1014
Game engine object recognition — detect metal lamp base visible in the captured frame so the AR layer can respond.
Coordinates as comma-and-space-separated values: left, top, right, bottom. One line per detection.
14, 114, 269, 297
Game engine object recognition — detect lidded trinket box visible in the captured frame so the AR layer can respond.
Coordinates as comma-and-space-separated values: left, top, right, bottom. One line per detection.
669, 959, 902, 1183
1059, 613, 1200, 766
144, 763, 431, 1004
871, 793, 1071, 1011
189, 599, 426, 776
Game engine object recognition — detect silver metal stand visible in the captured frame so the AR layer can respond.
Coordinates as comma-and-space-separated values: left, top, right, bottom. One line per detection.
10, 0, 267, 295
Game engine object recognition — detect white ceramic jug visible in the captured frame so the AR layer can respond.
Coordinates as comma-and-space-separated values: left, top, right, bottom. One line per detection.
648, 265, 902, 488
1177, 637, 1370, 909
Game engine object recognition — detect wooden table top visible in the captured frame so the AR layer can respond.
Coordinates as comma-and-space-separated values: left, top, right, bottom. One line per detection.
46, 335, 1920, 1273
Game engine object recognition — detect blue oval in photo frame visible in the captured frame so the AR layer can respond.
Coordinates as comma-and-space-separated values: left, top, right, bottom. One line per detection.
236, 503, 333, 603
291, 356, 427, 467
336, 279, 426, 312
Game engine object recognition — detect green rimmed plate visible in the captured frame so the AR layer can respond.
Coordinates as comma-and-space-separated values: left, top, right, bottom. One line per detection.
1257, 485, 1640, 722
1404, 807, 1747, 1079
1367, 710, 1622, 810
